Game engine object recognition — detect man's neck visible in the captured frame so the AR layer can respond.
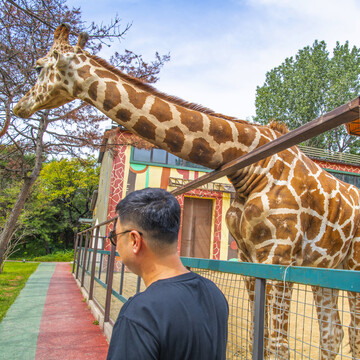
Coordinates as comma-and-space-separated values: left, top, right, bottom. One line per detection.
141, 253, 190, 287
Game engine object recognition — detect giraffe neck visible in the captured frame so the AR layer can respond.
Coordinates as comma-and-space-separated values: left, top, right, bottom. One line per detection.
72, 56, 268, 170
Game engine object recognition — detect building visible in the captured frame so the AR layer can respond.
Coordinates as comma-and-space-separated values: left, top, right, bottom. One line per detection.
92, 128, 360, 261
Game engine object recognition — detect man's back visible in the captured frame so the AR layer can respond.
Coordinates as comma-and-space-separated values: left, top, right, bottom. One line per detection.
107, 271, 229, 360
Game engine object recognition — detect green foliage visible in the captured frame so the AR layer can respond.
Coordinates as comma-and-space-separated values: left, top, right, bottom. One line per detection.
255, 40, 360, 152
6, 156, 99, 258
0, 262, 39, 322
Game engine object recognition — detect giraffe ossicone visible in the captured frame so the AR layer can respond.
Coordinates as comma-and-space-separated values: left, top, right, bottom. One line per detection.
14, 24, 360, 359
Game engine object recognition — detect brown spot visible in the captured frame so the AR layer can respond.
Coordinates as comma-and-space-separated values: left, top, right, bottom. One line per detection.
150, 98, 172, 123
56, 74, 61, 82
268, 185, 299, 210
73, 57, 80, 65
67, 72, 74, 78
116, 109, 132, 122
72, 82, 82, 97
209, 117, 233, 144
250, 223, 272, 244
77, 65, 91, 80
94, 69, 118, 81
268, 213, 298, 240
164, 126, 184, 153
90, 59, 99, 67
84, 97, 94, 106
176, 107, 203, 132
123, 84, 148, 109
315, 226, 343, 257
273, 244, 293, 264
60, 70, 66, 77
79, 55, 87, 62
133, 116, 156, 141
305, 215, 322, 240
255, 244, 274, 263
188, 138, 215, 165
269, 159, 291, 180
104, 82, 121, 111
222, 147, 242, 163
236, 125, 258, 147
64, 80, 69, 85
88, 81, 98, 102
50, 73, 55, 83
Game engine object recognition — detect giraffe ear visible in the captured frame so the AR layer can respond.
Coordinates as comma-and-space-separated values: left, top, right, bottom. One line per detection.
52, 50, 68, 69
76, 32, 89, 49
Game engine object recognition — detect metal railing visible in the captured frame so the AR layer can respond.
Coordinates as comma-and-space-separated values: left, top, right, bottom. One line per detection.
73, 221, 360, 360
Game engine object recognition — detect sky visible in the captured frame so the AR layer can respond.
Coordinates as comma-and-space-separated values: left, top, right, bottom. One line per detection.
68, 0, 360, 121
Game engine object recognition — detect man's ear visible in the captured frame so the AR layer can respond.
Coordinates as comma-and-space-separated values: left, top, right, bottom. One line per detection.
130, 231, 143, 254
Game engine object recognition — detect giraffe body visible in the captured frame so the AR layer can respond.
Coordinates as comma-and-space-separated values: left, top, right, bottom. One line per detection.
13, 24, 360, 359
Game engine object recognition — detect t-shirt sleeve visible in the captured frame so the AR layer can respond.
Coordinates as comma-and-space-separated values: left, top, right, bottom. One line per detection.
107, 315, 159, 360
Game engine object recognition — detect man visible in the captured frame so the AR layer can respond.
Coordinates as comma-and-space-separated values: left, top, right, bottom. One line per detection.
107, 188, 229, 360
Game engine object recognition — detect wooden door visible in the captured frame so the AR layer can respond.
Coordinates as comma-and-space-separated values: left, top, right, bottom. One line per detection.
180, 197, 213, 258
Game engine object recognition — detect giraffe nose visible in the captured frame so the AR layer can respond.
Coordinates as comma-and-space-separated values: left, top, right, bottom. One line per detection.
13, 102, 31, 118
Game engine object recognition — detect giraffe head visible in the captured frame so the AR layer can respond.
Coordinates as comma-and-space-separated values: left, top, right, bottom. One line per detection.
13, 24, 89, 118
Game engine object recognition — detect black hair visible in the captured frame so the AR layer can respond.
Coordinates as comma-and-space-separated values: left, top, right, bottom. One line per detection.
115, 188, 181, 245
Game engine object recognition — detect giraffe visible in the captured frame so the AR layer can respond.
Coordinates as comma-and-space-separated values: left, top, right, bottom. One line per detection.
13, 24, 360, 359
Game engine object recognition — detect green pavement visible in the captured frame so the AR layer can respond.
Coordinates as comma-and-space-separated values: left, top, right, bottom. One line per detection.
0, 263, 56, 360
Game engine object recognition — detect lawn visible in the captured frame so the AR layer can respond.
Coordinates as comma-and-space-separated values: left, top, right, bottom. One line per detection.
0, 262, 39, 322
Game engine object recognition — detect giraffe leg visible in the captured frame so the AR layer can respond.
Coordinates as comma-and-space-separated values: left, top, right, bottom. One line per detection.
267, 281, 293, 359
311, 286, 343, 360
347, 291, 360, 359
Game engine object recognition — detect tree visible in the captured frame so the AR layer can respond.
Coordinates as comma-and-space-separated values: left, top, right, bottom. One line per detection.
0, 0, 170, 271
254, 40, 360, 152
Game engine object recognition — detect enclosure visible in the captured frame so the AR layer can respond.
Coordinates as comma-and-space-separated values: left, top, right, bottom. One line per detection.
73, 219, 360, 360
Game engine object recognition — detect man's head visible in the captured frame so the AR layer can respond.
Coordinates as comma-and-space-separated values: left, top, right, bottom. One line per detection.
115, 188, 181, 253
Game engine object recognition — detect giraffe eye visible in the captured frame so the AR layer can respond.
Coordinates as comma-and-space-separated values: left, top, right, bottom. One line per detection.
35, 66, 43, 75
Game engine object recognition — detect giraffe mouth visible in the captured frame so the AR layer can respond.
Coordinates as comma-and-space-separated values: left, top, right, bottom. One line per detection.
13, 103, 34, 119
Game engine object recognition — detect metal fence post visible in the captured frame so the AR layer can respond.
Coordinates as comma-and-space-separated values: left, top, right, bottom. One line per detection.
104, 243, 116, 323
81, 231, 90, 287
253, 278, 266, 360
89, 227, 100, 301
75, 233, 83, 280
72, 233, 79, 274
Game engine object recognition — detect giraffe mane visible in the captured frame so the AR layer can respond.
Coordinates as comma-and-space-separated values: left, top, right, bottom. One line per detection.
87, 53, 240, 122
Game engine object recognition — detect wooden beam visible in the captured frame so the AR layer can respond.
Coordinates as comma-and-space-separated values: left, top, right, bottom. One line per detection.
171, 96, 360, 196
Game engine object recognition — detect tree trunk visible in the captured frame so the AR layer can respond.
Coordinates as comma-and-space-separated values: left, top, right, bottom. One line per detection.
0, 114, 48, 272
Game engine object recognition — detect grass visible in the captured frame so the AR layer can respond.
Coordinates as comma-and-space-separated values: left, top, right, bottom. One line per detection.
13, 249, 74, 263
0, 262, 39, 322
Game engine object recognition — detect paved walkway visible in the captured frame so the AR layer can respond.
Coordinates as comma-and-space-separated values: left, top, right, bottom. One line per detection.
0, 262, 109, 360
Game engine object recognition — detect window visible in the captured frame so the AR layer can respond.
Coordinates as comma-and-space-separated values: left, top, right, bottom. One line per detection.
132, 147, 210, 171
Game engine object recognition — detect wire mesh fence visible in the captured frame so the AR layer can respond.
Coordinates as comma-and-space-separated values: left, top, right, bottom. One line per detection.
74, 221, 360, 360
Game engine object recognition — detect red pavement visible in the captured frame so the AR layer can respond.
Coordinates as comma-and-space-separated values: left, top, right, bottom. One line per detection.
35, 263, 109, 360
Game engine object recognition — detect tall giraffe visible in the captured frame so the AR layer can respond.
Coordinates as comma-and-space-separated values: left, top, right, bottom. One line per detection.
14, 24, 360, 359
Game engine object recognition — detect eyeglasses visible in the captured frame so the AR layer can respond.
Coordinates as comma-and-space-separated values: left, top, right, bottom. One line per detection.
108, 219, 143, 246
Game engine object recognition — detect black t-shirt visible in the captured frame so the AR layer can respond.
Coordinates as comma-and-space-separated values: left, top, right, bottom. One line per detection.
107, 271, 229, 360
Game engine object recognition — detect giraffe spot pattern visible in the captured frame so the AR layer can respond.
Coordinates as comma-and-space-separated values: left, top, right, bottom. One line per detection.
77, 65, 91, 80
188, 138, 215, 165
104, 82, 121, 112
133, 116, 156, 141
176, 107, 203, 132
94, 69, 118, 82
88, 81, 98, 101
164, 126, 185, 153
123, 84, 148, 109
209, 116, 233, 144
116, 108, 131, 122
150, 98, 172, 123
